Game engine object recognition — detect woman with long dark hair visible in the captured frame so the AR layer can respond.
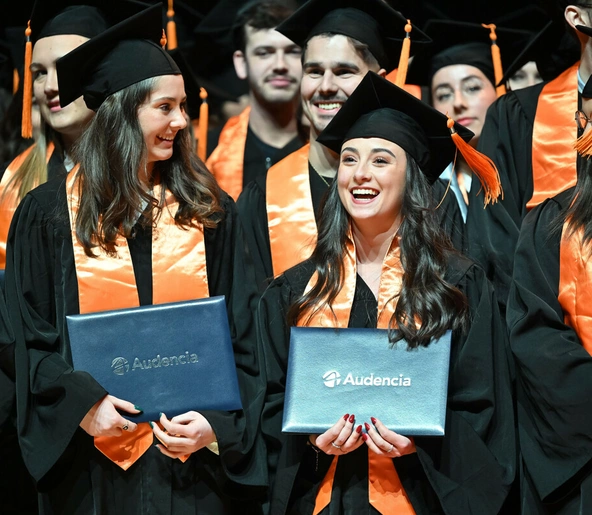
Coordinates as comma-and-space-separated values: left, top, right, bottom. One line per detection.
507, 76, 592, 512
259, 71, 515, 514
5, 5, 264, 514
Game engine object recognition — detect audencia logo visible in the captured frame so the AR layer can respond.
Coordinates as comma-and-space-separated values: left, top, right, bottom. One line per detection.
112, 357, 129, 376
111, 353, 199, 375
323, 370, 341, 387
322, 369, 412, 387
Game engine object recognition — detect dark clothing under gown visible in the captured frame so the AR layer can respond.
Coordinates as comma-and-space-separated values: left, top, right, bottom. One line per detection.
259, 254, 516, 515
507, 187, 592, 514
5, 176, 267, 514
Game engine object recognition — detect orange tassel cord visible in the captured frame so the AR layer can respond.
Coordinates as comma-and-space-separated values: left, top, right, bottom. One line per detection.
197, 88, 208, 162
574, 129, 592, 157
21, 21, 33, 139
160, 29, 167, 49
395, 20, 412, 88
482, 23, 506, 97
447, 117, 502, 205
167, 0, 178, 50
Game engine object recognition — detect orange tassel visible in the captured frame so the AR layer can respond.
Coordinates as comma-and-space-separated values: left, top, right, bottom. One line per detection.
574, 130, 592, 157
21, 21, 33, 139
395, 20, 412, 88
160, 29, 167, 49
166, 0, 177, 50
482, 23, 506, 97
447, 117, 502, 205
197, 87, 208, 162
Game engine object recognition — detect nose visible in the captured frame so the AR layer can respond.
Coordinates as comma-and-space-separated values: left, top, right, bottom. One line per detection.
273, 50, 288, 73
45, 68, 58, 97
453, 89, 467, 113
353, 161, 372, 183
318, 71, 338, 95
171, 108, 188, 130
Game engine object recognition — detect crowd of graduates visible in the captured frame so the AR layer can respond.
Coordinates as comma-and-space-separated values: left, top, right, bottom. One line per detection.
0, 0, 591, 514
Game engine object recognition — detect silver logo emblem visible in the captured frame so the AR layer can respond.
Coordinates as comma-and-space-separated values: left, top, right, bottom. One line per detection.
111, 357, 129, 376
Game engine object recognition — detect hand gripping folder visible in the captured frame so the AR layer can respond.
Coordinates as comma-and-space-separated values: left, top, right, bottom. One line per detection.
282, 327, 451, 436
67, 296, 242, 422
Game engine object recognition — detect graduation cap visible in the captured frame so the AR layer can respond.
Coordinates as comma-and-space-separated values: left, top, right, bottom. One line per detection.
406, 19, 532, 97
316, 71, 502, 204
56, 3, 180, 111
274, 0, 432, 72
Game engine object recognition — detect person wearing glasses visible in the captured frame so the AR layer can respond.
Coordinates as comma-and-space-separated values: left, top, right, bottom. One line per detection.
507, 74, 592, 512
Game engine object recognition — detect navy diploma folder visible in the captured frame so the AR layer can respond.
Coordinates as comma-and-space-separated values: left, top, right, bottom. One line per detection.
66, 296, 242, 423
282, 327, 452, 436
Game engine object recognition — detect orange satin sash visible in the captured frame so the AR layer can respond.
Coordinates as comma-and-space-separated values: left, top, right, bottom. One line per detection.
528, 63, 580, 210
266, 144, 318, 277
298, 233, 415, 515
558, 222, 592, 355
206, 106, 250, 200
66, 167, 210, 470
0, 142, 54, 268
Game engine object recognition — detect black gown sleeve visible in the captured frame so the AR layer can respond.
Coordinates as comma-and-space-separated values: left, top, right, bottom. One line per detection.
199, 194, 268, 496
507, 188, 592, 505
5, 188, 107, 484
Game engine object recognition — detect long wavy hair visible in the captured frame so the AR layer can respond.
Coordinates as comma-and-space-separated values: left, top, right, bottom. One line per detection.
287, 153, 468, 348
72, 76, 223, 257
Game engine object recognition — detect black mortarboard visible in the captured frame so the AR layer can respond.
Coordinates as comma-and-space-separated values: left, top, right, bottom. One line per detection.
406, 19, 531, 89
57, 3, 180, 111
317, 71, 474, 183
28, 0, 151, 44
274, 0, 432, 71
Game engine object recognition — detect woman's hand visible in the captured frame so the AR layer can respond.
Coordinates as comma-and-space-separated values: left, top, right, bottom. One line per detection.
310, 413, 364, 456
362, 416, 416, 457
152, 411, 216, 459
80, 394, 141, 437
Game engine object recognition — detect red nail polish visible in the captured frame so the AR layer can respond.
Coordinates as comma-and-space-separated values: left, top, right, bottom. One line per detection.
343, 413, 350, 420
349, 414, 355, 423
356, 425, 362, 434
364, 422, 370, 431
371, 417, 377, 425
362, 433, 368, 441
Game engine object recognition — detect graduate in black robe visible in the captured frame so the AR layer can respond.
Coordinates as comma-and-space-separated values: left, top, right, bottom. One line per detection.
6, 6, 266, 514
258, 72, 515, 515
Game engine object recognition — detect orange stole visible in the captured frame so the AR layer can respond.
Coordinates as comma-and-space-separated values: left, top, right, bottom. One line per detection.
206, 106, 251, 200
528, 63, 580, 210
65, 168, 210, 470
298, 233, 415, 515
266, 144, 318, 277
558, 222, 592, 355
0, 142, 54, 268
385, 69, 422, 100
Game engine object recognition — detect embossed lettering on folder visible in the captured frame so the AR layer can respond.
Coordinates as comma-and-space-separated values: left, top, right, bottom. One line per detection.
282, 327, 451, 436
67, 296, 242, 422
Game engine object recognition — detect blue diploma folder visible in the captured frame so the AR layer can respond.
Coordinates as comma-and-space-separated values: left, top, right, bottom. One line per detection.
282, 327, 451, 436
66, 296, 242, 423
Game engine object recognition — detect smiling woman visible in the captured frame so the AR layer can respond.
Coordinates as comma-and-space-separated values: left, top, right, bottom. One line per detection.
258, 71, 514, 515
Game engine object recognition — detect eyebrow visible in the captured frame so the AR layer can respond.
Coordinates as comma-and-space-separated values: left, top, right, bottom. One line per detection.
303, 61, 361, 71
434, 74, 485, 90
152, 96, 187, 103
341, 146, 397, 159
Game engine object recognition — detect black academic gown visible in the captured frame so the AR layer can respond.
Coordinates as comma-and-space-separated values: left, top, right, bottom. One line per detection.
5, 176, 267, 515
259, 255, 516, 515
237, 168, 464, 294
468, 82, 582, 314
507, 186, 592, 513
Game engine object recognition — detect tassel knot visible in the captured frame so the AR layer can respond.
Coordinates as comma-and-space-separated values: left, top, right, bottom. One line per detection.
395, 20, 412, 88
482, 23, 506, 97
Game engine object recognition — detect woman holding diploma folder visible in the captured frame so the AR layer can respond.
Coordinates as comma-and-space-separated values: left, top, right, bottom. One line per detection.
5, 4, 265, 514
258, 72, 516, 514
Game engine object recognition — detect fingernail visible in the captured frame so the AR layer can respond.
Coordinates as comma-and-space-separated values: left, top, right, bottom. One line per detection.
148, 421, 154, 429
371, 417, 377, 425
349, 414, 355, 423
159, 412, 164, 418
134, 405, 143, 412
364, 422, 370, 431
343, 413, 349, 420
362, 433, 368, 441
356, 425, 362, 434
